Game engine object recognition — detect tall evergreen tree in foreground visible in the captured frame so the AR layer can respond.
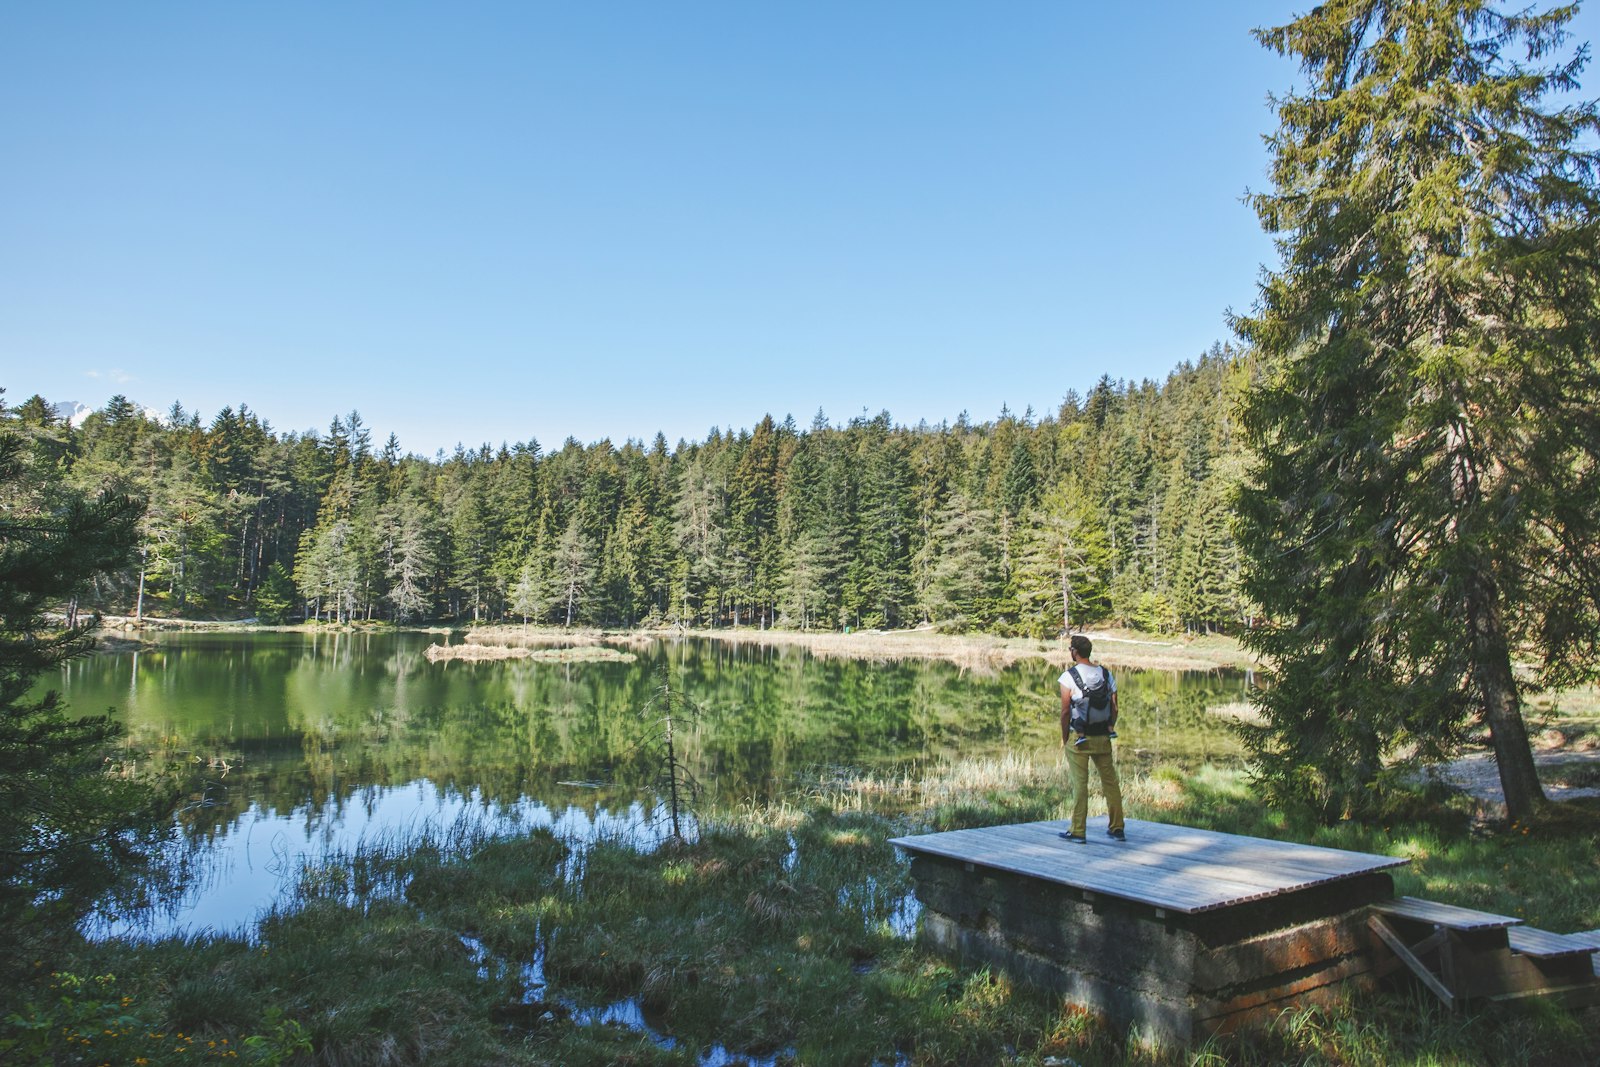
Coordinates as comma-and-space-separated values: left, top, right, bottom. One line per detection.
0, 396, 155, 967
1236, 1, 1600, 822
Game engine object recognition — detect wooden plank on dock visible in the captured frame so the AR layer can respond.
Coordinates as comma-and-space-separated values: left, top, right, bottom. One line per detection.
889, 818, 1407, 915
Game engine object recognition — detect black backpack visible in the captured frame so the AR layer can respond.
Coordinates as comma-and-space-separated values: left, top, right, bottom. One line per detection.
1068, 665, 1114, 726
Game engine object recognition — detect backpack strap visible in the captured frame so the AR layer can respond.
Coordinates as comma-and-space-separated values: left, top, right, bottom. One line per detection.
1067, 665, 1084, 694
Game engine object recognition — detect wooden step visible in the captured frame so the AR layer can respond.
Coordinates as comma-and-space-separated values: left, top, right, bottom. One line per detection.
1508, 926, 1600, 960
1579, 932, 1600, 978
1372, 896, 1522, 931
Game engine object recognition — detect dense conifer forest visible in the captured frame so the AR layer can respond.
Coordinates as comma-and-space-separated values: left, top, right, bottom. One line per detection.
8, 345, 1250, 635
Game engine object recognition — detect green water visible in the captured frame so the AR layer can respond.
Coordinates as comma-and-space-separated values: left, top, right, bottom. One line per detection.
52, 631, 1251, 934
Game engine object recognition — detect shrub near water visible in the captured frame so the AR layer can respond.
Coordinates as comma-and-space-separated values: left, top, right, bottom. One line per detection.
1, 968, 309, 1065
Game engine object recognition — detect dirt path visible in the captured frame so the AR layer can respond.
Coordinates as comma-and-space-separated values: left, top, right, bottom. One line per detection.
1423, 748, 1600, 808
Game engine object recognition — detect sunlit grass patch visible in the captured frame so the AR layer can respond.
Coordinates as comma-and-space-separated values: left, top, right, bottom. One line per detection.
1547, 761, 1600, 788
1526, 683, 1600, 723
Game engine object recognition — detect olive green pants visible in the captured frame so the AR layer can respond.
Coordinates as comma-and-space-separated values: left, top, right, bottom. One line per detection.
1067, 735, 1124, 837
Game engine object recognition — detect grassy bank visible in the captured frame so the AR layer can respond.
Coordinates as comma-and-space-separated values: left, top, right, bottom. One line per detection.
658, 626, 1256, 673
7, 757, 1598, 1067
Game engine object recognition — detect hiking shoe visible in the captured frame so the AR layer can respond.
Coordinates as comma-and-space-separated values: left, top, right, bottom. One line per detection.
1058, 832, 1087, 843
1106, 828, 1126, 841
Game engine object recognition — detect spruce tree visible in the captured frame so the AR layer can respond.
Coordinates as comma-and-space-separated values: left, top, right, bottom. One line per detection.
1236, 1, 1600, 821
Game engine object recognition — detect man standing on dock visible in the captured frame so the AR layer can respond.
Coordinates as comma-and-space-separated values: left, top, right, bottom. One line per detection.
1059, 635, 1125, 843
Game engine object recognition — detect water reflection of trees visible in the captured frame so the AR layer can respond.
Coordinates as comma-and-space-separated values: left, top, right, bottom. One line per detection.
75, 634, 1253, 841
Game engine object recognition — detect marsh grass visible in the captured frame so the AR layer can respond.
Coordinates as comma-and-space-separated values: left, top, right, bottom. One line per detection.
799, 751, 1199, 834
11, 759, 1600, 1066
424, 642, 637, 662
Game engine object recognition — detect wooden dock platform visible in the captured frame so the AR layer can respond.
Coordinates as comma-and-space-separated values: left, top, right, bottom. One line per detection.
890, 818, 1407, 1042
890, 818, 1408, 915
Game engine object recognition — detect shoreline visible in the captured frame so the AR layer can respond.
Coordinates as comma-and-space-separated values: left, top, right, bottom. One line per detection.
95, 617, 1259, 672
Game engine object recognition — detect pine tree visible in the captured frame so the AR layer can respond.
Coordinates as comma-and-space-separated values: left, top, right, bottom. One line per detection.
601, 498, 651, 626
730, 415, 780, 627
253, 561, 297, 624
918, 492, 1003, 630
444, 469, 494, 622
295, 519, 358, 623
1236, 0, 1600, 821
384, 495, 439, 622
141, 454, 224, 617
510, 558, 546, 628
552, 515, 595, 627
672, 456, 728, 626
1000, 438, 1038, 519
0, 417, 155, 953
1014, 482, 1112, 636
848, 414, 914, 629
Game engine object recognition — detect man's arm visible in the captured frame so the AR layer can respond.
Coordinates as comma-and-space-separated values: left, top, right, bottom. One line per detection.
1109, 689, 1119, 729
1060, 685, 1074, 744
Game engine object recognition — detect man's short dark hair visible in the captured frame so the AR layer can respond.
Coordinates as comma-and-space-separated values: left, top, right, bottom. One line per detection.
1069, 634, 1093, 659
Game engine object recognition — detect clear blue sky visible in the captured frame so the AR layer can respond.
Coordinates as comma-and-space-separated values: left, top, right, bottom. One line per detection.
4, 3, 1595, 456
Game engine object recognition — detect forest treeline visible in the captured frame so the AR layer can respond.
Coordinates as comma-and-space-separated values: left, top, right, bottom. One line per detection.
7, 344, 1250, 636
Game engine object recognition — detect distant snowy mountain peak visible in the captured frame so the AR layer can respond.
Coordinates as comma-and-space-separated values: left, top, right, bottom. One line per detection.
45, 398, 164, 427
50, 400, 94, 426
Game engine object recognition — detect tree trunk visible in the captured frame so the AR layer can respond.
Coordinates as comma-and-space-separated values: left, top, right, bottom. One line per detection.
1465, 567, 1546, 821
176, 537, 188, 614
1446, 415, 1545, 821
135, 547, 147, 623
1059, 547, 1070, 635
239, 511, 251, 594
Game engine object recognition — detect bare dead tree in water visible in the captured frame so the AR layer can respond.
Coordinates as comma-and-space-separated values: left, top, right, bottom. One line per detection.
641, 672, 701, 845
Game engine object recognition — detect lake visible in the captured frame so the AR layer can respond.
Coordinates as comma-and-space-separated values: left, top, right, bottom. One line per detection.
51, 630, 1253, 937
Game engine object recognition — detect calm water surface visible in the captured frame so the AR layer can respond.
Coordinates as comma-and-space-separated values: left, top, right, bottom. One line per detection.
52, 631, 1252, 937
